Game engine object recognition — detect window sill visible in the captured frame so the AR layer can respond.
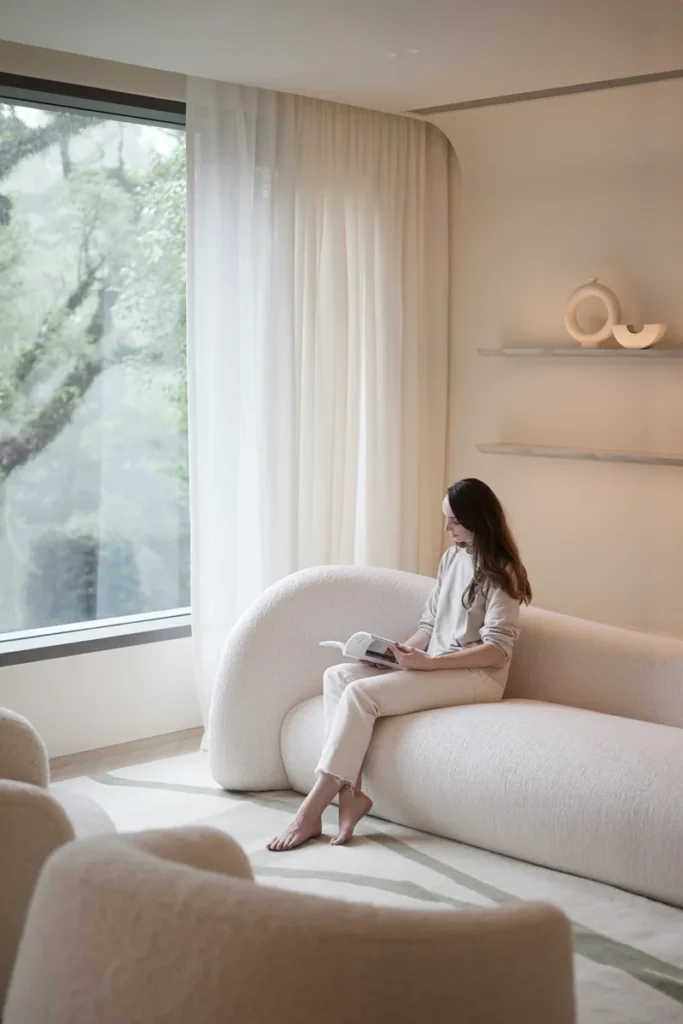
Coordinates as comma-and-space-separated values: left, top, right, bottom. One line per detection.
0, 611, 192, 667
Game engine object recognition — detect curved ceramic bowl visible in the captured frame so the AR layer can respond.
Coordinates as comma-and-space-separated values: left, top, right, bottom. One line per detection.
612, 323, 667, 349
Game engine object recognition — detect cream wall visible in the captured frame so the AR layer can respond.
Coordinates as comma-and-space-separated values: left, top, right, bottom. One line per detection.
432, 80, 683, 637
0, 639, 199, 758
0, 42, 199, 756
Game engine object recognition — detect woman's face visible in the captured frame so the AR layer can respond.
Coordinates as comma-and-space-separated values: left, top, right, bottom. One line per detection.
443, 496, 475, 546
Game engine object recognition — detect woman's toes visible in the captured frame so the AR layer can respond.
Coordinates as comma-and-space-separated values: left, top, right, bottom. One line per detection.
266, 815, 322, 852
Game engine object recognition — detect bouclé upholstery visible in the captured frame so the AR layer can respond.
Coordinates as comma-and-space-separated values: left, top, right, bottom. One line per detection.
4, 827, 576, 1024
0, 708, 114, 1005
209, 565, 683, 906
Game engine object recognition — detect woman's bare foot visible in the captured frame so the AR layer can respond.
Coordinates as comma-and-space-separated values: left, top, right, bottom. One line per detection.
267, 812, 322, 852
331, 790, 373, 846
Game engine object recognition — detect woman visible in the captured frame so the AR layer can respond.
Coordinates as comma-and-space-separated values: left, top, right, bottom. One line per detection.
268, 477, 532, 852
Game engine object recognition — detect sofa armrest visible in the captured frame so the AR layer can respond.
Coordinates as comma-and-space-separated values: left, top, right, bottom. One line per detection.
0, 781, 74, 1005
0, 708, 49, 788
208, 565, 434, 790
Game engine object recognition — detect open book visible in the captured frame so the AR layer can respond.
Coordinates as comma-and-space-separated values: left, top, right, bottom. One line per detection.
319, 632, 399, 669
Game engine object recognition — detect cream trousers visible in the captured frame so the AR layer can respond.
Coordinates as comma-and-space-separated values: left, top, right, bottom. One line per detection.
315, 662, 504, 788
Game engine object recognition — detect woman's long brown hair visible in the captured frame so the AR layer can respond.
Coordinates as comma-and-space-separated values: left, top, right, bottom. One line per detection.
447, 478, 532, 607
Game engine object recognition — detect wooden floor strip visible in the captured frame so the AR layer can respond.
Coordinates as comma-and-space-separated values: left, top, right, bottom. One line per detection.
49, 726, 203, 781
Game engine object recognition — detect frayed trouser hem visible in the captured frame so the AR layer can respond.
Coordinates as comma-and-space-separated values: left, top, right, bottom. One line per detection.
314, 766, 358, 792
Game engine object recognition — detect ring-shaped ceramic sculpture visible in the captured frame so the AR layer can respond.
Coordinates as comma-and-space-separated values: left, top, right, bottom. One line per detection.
564, 278, 621, 347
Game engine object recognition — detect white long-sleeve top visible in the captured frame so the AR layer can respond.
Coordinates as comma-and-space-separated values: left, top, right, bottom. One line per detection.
418, 545, 521, 685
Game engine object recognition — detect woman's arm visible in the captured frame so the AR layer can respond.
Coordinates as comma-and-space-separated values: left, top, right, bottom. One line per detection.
423, 643, 506, 670
413, 554, 447, 647
390, 585, 521, 672
389, 642, 506, 671
402, 629, 431, 651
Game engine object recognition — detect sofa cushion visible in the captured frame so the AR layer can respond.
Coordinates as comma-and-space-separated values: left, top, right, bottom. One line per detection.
281, 696, 683, 907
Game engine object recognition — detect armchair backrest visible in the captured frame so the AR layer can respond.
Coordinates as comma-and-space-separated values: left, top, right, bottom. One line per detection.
5, 825, 575, 1024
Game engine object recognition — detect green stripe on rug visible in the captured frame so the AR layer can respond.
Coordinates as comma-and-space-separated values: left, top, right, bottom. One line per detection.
89, 773, 683, 1006
365, 833, 683, 1005
254, 866, 473, 910
90, 774, 340, 822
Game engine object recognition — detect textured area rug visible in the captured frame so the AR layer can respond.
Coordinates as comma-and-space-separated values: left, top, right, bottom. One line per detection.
54, 752, 683, 1023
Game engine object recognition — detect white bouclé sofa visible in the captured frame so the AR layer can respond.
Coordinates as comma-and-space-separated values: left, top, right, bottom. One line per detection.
209, 566, 683, 907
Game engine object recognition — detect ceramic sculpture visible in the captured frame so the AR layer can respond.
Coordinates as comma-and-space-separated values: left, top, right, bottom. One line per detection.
564, 278, 621, 348
612, 323, 667, 350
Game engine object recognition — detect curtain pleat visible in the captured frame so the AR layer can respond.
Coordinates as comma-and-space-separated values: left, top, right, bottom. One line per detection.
187, 80, 451, 721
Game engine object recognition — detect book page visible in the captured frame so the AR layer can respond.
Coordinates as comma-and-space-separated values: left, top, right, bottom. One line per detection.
364, 637, 398, 666
320, 633, 398, 667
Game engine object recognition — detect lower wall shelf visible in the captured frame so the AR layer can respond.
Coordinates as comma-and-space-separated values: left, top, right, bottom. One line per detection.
478, 346, 683, 358
476, 442, 683, 467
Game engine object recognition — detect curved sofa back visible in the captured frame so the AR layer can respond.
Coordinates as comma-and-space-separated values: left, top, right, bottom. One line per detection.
208, 565, 434, 790
507, 607, 683, 728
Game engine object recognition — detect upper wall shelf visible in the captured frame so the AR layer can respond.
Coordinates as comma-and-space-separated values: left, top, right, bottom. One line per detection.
478, 346, 683, 358
477, 442, 683, 467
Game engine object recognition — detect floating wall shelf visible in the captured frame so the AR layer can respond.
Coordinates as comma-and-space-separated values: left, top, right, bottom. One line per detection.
478, 346, 683, 358
477, 442, 683, 468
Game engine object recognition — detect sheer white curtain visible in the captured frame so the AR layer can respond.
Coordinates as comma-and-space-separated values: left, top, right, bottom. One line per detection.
187, 79, 451, 721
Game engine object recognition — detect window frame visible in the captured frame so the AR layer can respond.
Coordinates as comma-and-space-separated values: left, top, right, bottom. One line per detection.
0, 73, 190, 663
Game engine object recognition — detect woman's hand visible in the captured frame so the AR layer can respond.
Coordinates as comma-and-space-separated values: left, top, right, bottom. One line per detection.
388, 644, 434, 671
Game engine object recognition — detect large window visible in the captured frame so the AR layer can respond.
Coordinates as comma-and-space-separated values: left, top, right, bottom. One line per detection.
0, 83, 188, 642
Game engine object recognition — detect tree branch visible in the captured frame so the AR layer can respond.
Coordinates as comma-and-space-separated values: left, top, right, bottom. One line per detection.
0, 288, 106, 479
0, 112, 92, 183
59, 134, 72, 178
8, 261, 103, 397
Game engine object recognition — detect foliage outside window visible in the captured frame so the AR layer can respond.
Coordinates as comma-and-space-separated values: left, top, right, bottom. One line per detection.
0, 95, 188, 635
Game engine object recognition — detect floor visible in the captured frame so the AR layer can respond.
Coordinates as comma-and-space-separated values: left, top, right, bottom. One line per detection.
54, 749, 683, 1024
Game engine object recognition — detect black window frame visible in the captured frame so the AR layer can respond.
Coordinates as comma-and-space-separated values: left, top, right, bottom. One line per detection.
0, 73, 190, 664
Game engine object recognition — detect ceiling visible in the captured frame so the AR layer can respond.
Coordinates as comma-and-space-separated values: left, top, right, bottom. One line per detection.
1, 0, 683, 113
